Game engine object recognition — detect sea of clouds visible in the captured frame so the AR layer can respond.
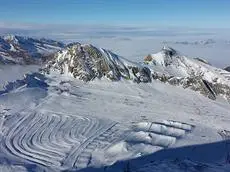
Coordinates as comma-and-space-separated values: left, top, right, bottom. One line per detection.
0, 22, 230, 68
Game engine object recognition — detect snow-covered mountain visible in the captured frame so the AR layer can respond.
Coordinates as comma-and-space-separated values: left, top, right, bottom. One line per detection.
45, 42, 152, 83
143, 46, 230, 101
0, 35, 65, 64
144, 46, 223, 82
1, 40, 230, 172
163, 39, 216, 46
1, 62, 230, 172
45, 44, 230, 102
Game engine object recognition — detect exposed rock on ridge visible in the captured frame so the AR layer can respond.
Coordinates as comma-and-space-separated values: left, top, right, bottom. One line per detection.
44, 44, 230, 102
45, 43, 152, 83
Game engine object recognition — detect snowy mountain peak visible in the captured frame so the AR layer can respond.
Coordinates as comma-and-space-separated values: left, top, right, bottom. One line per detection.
45, 43, 152, 83
162, 46, 178, 56
144, 46, 179, 67
145, 47, 229, 82
44, 44, 230, 102
0, 35, 65, 64
3, 34, 19, 44
142, 47, 230, 101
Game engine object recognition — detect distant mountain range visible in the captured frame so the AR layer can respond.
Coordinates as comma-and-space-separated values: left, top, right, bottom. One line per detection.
163, 39, 216, 46
0, 34, 65, 64
1, 35, 230, 102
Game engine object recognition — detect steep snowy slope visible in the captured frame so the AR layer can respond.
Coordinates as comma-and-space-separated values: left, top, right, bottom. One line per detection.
0, 35, 65, 64
144, 46, 230, 101
144, 46, 229, 84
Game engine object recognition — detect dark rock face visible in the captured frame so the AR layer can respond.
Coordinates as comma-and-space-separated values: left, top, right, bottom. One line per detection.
161, 46, 178, 66
132, 67, 152, 83
45, 43, 152, 83
154, 72, 230, 101
162, 46, 177, 57
194, 58, 210, 65
224, 66, 230, 72
44, 43, 230, 102
139, 67, 152, 83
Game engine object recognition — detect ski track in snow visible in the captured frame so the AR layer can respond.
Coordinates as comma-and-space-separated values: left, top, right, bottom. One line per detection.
1, 71, 229, 171
128, 121, 194, 148
1, 107, 195, 170
0, 74, 201, 171
1, 110, 118, 169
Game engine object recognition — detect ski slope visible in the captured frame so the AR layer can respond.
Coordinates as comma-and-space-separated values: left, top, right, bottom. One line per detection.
0, 69, 230, 171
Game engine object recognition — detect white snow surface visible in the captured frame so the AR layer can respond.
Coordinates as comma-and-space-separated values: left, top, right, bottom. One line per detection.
147, 47, 230, 86
0, 64, 40, 89
0, 63, 230, 171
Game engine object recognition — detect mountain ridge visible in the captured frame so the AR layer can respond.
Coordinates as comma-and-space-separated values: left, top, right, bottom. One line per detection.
44, 43, 230, 102
1, 36, 230, 172
0, 35, 229, 102
0, 34, 65, 64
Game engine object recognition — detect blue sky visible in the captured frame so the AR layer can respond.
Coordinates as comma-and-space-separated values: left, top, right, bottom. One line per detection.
0, 0, 230, 28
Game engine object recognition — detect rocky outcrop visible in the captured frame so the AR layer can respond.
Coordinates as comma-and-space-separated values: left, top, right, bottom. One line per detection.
144, 54, 153, 62
160, 73, 230, 101
44, 43, 152, 83
224, 66, 230, 72
194, 58, 210, 65
44, 44, 230, 102
151, 72, 217, 100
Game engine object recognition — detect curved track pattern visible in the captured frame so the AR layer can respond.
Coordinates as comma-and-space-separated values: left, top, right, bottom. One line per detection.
129, 120, 195, 148
1, 112, 118, 170
1, 110, 195, 171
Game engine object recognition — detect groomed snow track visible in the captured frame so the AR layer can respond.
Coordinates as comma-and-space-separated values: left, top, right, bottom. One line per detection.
128, 121, 195, 148
1, 111, 118, 170
1, 109, 195, 171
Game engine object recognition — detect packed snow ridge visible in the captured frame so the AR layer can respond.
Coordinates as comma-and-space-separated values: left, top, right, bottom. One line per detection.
0, 34, 65, 64
44, 43, 230, 102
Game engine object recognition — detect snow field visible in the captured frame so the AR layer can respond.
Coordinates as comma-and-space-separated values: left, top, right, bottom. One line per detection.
1, 69, 230, 171
127, 121, 194, 148
1, 111, 117, 170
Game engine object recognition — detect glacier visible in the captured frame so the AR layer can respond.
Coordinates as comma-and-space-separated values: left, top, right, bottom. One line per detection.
0, 38, 230, 172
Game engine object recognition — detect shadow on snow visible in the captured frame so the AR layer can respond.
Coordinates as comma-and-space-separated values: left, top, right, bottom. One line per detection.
76, 140, 230, 172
